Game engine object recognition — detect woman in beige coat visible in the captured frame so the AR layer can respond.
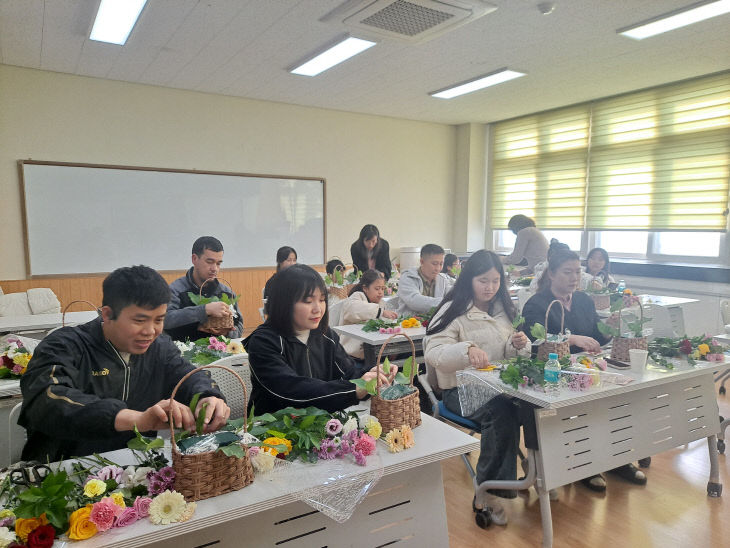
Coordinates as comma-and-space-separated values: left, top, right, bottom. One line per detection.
424, 250, 530, 526
340, 270, 398, 361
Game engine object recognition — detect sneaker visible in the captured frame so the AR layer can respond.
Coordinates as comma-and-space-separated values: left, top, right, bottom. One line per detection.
580, 474, 607, 492
609, 463, 647, 485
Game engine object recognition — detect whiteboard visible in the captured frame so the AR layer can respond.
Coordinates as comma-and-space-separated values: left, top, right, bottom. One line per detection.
20, 162, 325, 275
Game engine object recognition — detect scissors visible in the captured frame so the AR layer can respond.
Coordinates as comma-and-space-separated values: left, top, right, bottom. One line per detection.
10, 464, 52, 488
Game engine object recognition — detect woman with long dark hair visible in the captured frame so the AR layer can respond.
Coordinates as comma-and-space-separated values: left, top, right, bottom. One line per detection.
424, 250, 530, 525
263, 246, 298, 302
245, 264, 394, 414
350, 224, 392, 280
580, 247, 615, 290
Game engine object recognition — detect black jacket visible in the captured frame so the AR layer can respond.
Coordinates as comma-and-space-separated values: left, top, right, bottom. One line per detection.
19, 318, 223, 462
244, 323, 360, 414
350, 239, 392, 281
522, 289, 611, 353
165, 267, 243, 341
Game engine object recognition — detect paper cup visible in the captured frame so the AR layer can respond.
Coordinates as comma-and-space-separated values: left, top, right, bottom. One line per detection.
629, 349, 648, 369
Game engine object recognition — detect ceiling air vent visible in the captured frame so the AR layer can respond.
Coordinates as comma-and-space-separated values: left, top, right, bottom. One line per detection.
321, 0, 497, 44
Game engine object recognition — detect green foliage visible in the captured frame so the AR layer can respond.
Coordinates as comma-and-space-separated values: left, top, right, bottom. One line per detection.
362, 318, 399, 332
512, 314, 525, 329
497, 355, 569, 390
14, 469, 76, 530
530, 323, 546, 341
127, 425, 164, 451
597, 321, 619, 338
187, 291, 239, 307
514, 277, 532, 287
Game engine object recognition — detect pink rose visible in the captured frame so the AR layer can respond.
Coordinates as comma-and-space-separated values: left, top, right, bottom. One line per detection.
114, 507, 139, 528
90, 497, 123, 531
379, 328, 386, 334
133, 496, 152, 518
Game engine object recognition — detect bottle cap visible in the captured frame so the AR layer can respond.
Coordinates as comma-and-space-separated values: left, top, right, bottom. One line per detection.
548, 353, 558, 360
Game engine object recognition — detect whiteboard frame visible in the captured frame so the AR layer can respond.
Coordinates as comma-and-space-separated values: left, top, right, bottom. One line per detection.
18, 160, 327, 277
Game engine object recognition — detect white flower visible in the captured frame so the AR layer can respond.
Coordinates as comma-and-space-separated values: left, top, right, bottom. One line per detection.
148, 490, 187, 525
173, 341, 194, 355
251, 451, 275, 473
5, 343, 19, 359
0, 527, 16, 548
342, 417, 358, 436
358, 414, 374, 429
121, 466, 154, 488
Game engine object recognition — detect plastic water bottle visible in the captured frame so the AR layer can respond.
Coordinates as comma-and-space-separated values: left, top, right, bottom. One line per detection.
544, 353, 561, 394
617, 279, 626, 292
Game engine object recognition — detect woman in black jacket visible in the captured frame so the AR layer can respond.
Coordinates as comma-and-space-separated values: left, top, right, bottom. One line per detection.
350, 224, 392, 281
245, 264, 394, 414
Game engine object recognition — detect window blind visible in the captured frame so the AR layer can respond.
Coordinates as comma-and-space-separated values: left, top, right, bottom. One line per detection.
491, 72, 730, 231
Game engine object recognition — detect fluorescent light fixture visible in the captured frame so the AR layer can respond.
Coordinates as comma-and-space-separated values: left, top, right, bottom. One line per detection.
291, 37, 376, 76
90, 0, 147, 45
430, 69, 526, 99
618, 0, 730, 40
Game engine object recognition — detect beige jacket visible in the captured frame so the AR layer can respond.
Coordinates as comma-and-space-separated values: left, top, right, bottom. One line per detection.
340, 291, 386, 359
424, 301, 529, 390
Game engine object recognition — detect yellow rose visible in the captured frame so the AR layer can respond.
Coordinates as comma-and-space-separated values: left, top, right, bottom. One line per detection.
67, 504, 98, 541
83, 478, 107, 498
698, 344, 710, 356
110, 492, 126, 508
14, 514, 49, 542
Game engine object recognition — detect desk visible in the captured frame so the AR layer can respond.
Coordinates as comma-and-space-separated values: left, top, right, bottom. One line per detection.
638, 294, 699, 336
0, 311, 99, 335
71, 413, 479, 547
458, 358, 728, 547
331, 324, 426, 369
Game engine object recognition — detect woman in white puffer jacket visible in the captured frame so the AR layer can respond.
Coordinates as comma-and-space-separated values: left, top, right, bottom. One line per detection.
424, 250, 530, 527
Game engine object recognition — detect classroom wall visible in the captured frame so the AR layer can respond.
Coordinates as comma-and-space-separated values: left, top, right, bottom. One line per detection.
0, 64, 457, 281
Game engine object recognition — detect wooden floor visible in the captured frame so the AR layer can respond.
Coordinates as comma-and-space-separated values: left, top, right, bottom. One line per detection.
442, 380, 730, 547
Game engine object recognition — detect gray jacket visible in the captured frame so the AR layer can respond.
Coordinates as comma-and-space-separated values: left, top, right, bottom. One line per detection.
397, 268, 453, 318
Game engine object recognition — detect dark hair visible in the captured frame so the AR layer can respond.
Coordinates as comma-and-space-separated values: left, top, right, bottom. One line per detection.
326, 259, 345, 276
547, 239, 569, 260
192, 236, 223, 256
442, 254, 459, 273
507, 215, 536, 235
102, 265, 171, 319
348, 269, 384, 298
585, 247, 611, 281
537, 248, 581, 292
275, 246, 297, 272
354, 224, 382, 260
266, 264, 329, 337
427, 250, 515, 335
420, 244, 445, 257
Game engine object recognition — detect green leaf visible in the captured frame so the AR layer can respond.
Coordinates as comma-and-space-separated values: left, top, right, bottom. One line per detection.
597, 322, 619, 337
283, 414, 293, 428
195, 402, 209, 435
394, 372, 408, 384
218, 444, 245, 458
350, 378, 367, 389
530, 323, 546, 340
365, 377, 377, 395
174, 430, 191, 443
382, 357, 391, 375
512, 314, 525, 329
401, 356, 413, 381
299, 414, 316, 429
266, 429, 287, 438
257, 413, 277, 423
189, 393, 202, 417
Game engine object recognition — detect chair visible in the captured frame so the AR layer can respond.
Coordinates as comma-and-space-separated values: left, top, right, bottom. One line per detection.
516, 288, 532, 313
202, 357, 252, 420
328, 299, 347, 328
8, 402, 25, 465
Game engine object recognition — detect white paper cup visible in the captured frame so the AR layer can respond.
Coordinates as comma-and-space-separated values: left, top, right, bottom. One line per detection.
629, 349, 649, 369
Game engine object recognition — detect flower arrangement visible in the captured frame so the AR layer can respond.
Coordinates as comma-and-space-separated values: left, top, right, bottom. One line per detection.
597, 290, 650, 361
186, 290, 239, 310
648, 335, 726, 369
350, 357, 417, 401
245, 406, 380, 471
498, 355, 605, 393
384, 424, 415, 453
362, 318, 400, 333
174, 335, 243, 366
0, 339, 32, 379
0, 432, 194, 546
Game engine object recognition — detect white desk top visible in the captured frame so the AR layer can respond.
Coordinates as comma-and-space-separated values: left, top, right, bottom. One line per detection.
0, 310, 99, 333
68, 413, 478, 548
638, 294, 699, 307
331, 323, 426, 344
0, 379, 20, 398
458, 356, 730, 410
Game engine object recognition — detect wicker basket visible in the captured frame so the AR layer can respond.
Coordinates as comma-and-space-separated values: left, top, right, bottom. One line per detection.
169, 364, 254, 502
198, 277, 236, 334
62, 300, 100, 326
536, 300, 571, 361
369, 333, 422, 433
610, 337, 648, 362
589, 293, 611, 311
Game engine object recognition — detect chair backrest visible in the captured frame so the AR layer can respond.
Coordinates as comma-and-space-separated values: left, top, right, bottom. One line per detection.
516, 288, 532, 313
644, 304, 676, 339
328, 299, 347, 327
8, 402, 25, 465
721, 299, 730, 326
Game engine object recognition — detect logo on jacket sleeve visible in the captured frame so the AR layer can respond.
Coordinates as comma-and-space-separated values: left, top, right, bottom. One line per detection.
92, 368, 110, 376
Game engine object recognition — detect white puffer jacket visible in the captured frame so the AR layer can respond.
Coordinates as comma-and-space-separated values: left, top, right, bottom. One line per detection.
424, 300, 529, 390
340, 291, 386, 359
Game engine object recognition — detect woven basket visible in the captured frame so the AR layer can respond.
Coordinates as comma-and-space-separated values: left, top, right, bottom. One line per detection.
369, 333, 422, 433
610, 337, 648, 362
62, 300, 100, 326
536, 300, 571, 361
589, 293, 611, 311
198, 277, 236, 334
169, 364, 254, 502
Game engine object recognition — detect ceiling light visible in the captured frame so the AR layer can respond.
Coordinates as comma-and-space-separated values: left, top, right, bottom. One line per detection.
291, 36, 376, 77
618, 0, 730, 40
430, 69, 526, 99
90, 0, 147, 45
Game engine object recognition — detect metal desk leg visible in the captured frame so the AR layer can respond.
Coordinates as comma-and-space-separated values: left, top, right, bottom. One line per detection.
362, 343, 380, 371
707, 435, 723, 497
537, 479, 554, 548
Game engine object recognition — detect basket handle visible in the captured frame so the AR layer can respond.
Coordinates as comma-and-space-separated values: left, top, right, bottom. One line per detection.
374, 332, 417, 396
168, 364, 247, 455
199, 277, 236, 300
544, 299, 566, 335
62, 300, 100, 327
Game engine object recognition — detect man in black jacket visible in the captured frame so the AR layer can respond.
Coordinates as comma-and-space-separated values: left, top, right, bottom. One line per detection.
19, 265, 229, 462
165, 236, 243, 342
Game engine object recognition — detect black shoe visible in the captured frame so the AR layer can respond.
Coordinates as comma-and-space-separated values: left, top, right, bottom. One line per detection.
487, 488, 517, 499
580, 474, 606, 492
638, 457, 651, 468
609, 463, 647, 485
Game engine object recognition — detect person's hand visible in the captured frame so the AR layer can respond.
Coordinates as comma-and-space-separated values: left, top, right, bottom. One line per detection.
355, 369, 391, 399
205, 301, 232, 318
195, 397, 231, 433
115, 399, 195, 433
468, 346, 490, 368
511, 331, 529, 350
370, 362, 397, 384
200, 324, 232, 336
382, 310, 398, 320
569, 334, 602, 353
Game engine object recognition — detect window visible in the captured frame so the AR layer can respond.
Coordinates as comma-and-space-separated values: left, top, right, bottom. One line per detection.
594, 231, 649, 255
653, 232, 723, 257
